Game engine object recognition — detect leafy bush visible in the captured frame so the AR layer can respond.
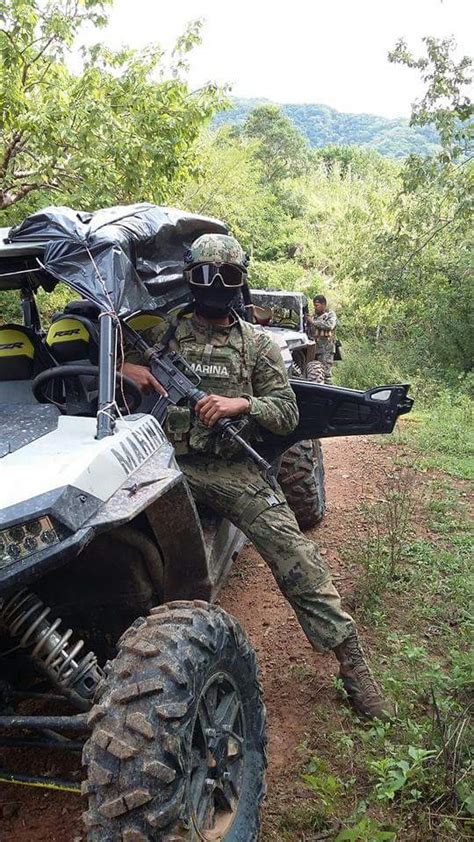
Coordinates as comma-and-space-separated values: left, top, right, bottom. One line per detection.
249, 260, 304, 291
333, 339, 406, 390
1, 285, 75, 326
368, 746, 436, 803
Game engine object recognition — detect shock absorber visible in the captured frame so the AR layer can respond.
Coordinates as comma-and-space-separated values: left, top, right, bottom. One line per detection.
1, 589, 104, 710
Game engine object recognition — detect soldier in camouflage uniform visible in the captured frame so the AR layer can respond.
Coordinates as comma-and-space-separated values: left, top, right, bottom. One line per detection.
306, 295, 337, 384
123, 234, 391, 720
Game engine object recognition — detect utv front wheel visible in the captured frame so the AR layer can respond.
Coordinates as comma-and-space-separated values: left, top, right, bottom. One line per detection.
83, 601, 266, 841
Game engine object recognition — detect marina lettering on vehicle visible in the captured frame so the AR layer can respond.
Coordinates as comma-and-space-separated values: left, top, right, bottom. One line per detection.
111, 421, 162, 475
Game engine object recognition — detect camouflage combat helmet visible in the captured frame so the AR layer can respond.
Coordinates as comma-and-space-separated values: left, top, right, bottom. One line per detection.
184, 234, 249, 271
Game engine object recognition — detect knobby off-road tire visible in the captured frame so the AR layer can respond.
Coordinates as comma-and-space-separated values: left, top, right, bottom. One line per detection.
82, 601, 266, 841
278, 439, 326, 530
278, 358, 326, 530
305, 360, 326, 384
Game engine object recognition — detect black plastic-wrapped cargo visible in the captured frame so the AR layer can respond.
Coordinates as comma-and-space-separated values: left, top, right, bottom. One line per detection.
8, 203, 228, 314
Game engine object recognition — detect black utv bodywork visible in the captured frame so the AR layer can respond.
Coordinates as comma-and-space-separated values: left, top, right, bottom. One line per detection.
259, 381, 412, 462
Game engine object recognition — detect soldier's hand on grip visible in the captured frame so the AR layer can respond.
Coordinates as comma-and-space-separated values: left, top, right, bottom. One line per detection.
195, 394, 250, 427
121, 362, 168, 396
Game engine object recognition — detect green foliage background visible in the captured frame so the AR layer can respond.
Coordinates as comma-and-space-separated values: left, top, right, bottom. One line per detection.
0, 6, 472, 389
1, 6, 472, 386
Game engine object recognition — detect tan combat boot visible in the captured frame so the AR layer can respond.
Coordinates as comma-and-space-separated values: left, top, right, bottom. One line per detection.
334, 631, 394, 720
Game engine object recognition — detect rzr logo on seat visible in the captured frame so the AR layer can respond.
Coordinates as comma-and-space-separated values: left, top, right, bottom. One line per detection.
0, 342, 24, 350
54, 329, 81, 337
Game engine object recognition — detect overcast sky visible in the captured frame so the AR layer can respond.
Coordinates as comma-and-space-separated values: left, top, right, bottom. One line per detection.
98, 0, 473, 118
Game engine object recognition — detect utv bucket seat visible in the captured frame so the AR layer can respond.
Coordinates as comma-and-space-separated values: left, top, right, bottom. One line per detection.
0, 324, 56, 404
46, 300, 100, 365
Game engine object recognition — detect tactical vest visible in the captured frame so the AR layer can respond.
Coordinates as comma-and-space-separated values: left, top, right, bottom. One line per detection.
311, 319, 336, 355
162, 315, 259, 457
314, 328, 333, 338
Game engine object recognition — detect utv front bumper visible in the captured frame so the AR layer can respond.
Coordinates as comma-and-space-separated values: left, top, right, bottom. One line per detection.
0, 450, 182, 591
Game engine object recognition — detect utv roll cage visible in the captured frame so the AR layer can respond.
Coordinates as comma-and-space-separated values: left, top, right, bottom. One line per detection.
1, 204, 413, 452
1, 205, 228, 439
250, 288, 308, 331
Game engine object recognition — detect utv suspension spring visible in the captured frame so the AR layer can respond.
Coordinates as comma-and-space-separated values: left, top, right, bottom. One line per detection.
1, 589, 104, 709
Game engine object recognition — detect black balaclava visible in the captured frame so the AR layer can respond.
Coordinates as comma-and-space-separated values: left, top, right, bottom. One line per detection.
191, 277, 242, 320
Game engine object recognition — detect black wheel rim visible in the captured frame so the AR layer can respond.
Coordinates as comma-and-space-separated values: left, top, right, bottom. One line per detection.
190, 673, 245, 840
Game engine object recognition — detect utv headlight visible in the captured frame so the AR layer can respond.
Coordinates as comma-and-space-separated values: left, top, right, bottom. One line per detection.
0, 516, 61, 568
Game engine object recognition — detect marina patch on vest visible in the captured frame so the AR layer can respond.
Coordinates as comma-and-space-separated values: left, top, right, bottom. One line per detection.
190, 361, 230, 378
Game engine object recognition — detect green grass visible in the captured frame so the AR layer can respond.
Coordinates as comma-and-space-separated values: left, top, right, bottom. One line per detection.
397, 391, 474, 479
262, 462, 473, 842
334, 338, 473, 480
333, 338, 407, 392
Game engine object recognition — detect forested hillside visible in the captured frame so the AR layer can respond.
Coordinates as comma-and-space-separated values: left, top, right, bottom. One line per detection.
213, 97, 440, 157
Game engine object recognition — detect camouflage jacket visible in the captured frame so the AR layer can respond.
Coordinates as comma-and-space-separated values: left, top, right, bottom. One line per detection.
306, 309, 337, 354
126, 312, 299, 456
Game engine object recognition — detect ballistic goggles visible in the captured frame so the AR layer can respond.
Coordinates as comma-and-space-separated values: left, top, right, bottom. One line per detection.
187, 263, 246, 288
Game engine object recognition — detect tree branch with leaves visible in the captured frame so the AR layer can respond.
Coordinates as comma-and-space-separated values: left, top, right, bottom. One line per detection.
0, 1, 225, 216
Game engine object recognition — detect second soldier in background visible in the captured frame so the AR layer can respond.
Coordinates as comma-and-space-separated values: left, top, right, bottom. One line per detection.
306, 295, 337, 384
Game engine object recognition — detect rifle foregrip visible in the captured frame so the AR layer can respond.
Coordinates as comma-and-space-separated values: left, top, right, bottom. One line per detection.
146, 347, 272, 477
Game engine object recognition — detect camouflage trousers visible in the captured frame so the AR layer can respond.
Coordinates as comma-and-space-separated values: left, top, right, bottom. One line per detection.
179, 454, 355, 652
316, 352, 334, 384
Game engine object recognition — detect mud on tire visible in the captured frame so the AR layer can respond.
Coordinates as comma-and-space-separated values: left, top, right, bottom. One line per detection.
82, 601, 266, 841
278, 439, 326, 530
277, 356, 327, 529
305, 360, 325, 385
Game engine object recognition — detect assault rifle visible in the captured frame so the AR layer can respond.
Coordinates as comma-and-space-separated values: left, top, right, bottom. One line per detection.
123, 323, 274, 479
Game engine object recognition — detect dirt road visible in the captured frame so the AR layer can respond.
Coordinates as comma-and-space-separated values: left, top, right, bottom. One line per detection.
0, 436, 385, 840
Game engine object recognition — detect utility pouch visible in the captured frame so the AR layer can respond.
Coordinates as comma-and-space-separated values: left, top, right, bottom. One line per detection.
164, 406, 191, 455
238, 484, 285, 528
